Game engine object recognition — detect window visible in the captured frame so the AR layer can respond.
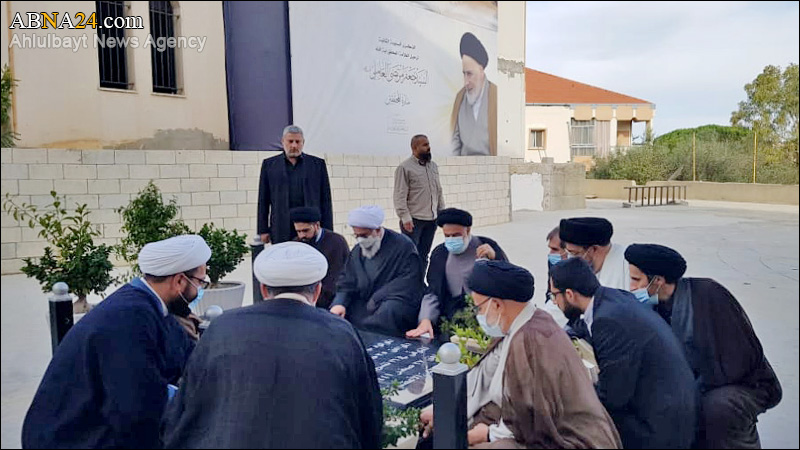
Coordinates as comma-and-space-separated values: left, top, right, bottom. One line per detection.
570, 119, 596, 157
529, 129, 545, 149
97, 1, 129, 89
149, 1, 178, 94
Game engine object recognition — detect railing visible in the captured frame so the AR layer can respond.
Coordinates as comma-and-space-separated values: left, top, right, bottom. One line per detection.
623, 185, 687, 208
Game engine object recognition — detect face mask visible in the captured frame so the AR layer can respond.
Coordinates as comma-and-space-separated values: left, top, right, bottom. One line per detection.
631, 279, 658, 305
476, 301, 505, 337
445, 236, 468, 254
547, 253, 563, 267
357, 234, 382, 259
182, 275, 204, 308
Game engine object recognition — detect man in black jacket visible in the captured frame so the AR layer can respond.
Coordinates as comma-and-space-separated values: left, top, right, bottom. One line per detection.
625, 243, 782, 449
550, 257, 696, 449
290, 206, 350, 310
258, 125, 333, 244
406, 208, 507, 339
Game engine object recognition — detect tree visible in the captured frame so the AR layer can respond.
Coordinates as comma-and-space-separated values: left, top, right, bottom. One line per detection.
731, 63, 799, 166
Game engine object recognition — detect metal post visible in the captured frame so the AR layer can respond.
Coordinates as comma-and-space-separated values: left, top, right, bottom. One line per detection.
432, 343, 468, 449
250, 236, 265, 304
753, 131, 757, 184
49, 282, 74, 355
692, 132, 697, 181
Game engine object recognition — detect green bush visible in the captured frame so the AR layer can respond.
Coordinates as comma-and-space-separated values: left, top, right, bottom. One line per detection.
590, 125, 799, 185
115, 181, 191, 279
1, 64, 19, 147
381, 381, 421, 448
196, 222, 248, 286
3, 192, 116, 305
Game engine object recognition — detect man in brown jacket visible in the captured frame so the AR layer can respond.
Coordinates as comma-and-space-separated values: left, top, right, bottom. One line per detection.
394, 134, 444, 271
419, 260, 621, 449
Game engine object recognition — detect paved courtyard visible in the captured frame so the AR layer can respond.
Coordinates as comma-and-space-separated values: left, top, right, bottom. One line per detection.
2, 199, 798, 448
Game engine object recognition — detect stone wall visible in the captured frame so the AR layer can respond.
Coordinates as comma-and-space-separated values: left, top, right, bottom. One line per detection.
1, 149, 511, 274
510, 159, 586, 211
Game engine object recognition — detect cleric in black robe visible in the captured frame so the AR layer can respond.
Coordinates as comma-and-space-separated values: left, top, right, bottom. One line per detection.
257, 125, 333, 244
162, 242, 382, 449
22, 235, 208, 449
625, 244, 782, 448
406, 208, 507, 340
551, 258, 697, 449
330, 205, 424, 337
291, 206, 350, 310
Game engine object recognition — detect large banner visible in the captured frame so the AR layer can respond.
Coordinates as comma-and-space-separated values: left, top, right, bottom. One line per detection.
289, 1, 498, 156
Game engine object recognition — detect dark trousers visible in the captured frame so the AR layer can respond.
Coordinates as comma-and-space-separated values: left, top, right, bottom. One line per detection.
698, 384, 771, 449
400, 218, 437, 273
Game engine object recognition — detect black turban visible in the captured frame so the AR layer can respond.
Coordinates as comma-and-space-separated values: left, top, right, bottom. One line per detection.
460, 32, 488, 68
624, 244, 687, 283
467, 260, 534, 302
436, 208, 472, 227
559, 217, 613, 247
289, 206, 321, 224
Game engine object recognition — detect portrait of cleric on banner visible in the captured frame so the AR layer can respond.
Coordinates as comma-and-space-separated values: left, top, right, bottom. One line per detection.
451, 31, 497, 156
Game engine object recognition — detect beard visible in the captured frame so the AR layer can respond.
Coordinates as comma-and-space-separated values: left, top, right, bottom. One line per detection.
562, 301, 583, 322
360, 239, 382, 259
465, 79, 485, 106
167, 292, 192, 317
418, 151, 432, 164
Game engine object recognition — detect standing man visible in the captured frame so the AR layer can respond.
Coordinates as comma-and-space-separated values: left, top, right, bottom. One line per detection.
451, 32, 497, 156
258, 125, 333, 245
290, 206, 350, 310
559, 217, 630, 290
331, 205, 425, 337
550, 258, 696, 449
22, 235, 209, 449
163, 242, 382, 448
625, 244, 782, 448
406, 208, 507, 340
394, 134, 444, 271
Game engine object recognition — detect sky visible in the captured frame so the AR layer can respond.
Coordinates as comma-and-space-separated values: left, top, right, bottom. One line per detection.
525, 1, 799, 138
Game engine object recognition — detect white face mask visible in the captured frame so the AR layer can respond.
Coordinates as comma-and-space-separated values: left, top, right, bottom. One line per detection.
476, 299, 505, 337
357, 234, 382, 259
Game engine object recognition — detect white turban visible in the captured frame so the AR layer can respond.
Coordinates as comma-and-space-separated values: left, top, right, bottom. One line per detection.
254, 241, 328, 287
348, 205, 384, 229
138, 235, 211, 276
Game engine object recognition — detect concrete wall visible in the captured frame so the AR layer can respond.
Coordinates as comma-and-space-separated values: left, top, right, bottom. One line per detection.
524, 105, 571, 163
585, 179, 637, 200
496, 1, 526, 159
586, 179, 799, 205
0, 149, 512, 274
4, 1, 228, 149
510, 160, 585, 211
647, 181, 799, 205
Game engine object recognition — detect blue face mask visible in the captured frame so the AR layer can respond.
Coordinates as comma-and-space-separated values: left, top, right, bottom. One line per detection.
548, 253, 563, 267
476, 300, 505, 337
631, 279, 658, 306
445, 236, 468, 255
182, 275, 205, 310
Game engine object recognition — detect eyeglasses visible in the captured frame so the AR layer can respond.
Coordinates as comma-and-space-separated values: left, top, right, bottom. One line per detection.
566, 248, 588, 259
184, 274, 210, 289
471, 297, 494, 315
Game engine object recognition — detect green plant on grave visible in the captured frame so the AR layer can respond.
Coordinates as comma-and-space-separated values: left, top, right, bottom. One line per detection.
196, 222, 248, 287
3, 191, 116, 312
381, 380, 422, 448
439, 294, 491, 368
115, 181, 190, 279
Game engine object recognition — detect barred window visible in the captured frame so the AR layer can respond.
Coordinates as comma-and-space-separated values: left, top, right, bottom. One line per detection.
570, 119, 596, 157
149, 1, 178, 94
97, 1, 129, 89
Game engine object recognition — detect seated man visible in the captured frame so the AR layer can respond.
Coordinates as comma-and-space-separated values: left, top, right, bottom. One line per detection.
550, 258, 696, 449
559, 217, 629, 290
420, 260, 621, 449
290, 206, 350, 310
625, 243, 782, 448
406, 208, 507, 339
163, 242, 382, 448
22, 235, 206, 448
330, 205, 424, 337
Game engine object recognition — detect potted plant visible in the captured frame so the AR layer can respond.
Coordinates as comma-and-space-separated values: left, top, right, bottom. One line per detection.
3, 191, 116, 313
193, 222, 249, 314
115, 181, 190, 280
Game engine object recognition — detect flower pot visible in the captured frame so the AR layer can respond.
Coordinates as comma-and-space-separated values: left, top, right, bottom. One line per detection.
190, 281, 245, 316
